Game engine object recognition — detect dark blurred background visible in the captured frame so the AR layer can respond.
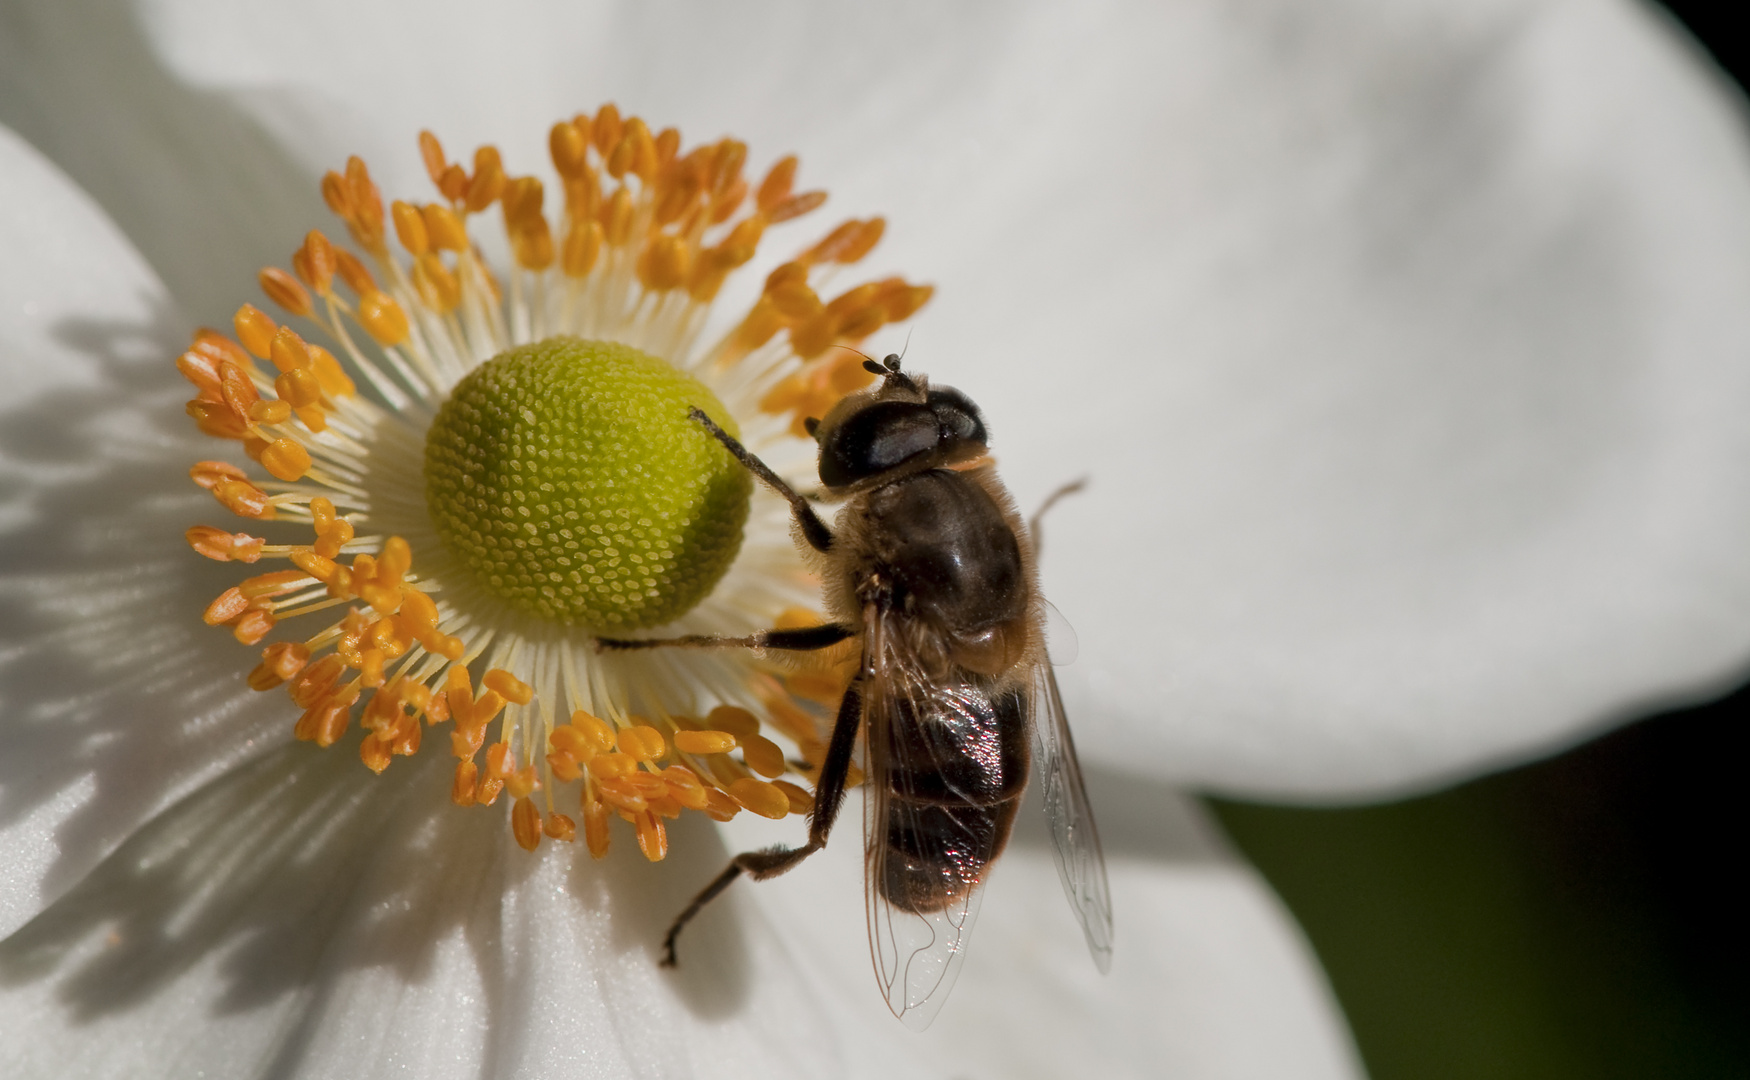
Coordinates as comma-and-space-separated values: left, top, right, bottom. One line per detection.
1205, 5, 1750, 1077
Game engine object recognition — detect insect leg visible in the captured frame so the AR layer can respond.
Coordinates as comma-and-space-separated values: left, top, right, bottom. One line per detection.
1027, 476, 1087, 561
661, 680, 864, 967
689, 406, 834, 552
597, 623, 853, 653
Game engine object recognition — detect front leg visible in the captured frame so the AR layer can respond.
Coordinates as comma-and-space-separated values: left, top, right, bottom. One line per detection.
597, 623, 853, 653
690, 407, 834, 552
661, 677, 864, 967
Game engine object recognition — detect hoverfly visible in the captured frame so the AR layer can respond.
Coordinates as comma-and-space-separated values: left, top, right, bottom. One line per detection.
601, 354, 1112, 1027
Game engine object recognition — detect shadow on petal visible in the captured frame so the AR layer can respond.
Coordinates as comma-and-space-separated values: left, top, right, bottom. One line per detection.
0, 308, 309, 920
0, 0, 328, 324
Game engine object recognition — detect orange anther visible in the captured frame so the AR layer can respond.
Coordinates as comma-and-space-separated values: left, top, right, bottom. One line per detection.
548, 725, 590, 757
176, 350, 225, 398
587, 752, 637, 781
240, 569, 308, 600
343, 155, 386, 251
248, 399, 292, 425
481, 669, 532, 706
421, 203, 467, 251
634, 811, 667, 861
635, 235, 691, 292
186, 525, 264, 563
561, 220, 603, 277
570, 710, 616, 753
772, 780, 815, 814
705, 705, 760, 738
660, 766, 710, 811
547, 750, 582, 782
359, 732, 392, 774
616, 725, 667, 762
757, 155, 798, 213
257, 640, 310, 681
583, 797, 611, 858
391, 200, 429, 256
769, 280, 822, 322
544, 812, 577, 842
397, 587, 439, 632
475, 773, 504, 807
729, 777, 790, 819
703, 787, 741, 822
484, 742, 512, 782
359, 648, 385, 688
506, 764, 539, 801
289, 653, 344, 708
418, 130, 448, 187
320, 170, 352, 218
357, 291, 410, 347
674, 730, 737, 755
550, 120, 588, 178
412, 253, 461, 313
842, 218, 886, 263
451, 723, 487, 760
328, 252, 372, 298
605, 131, 636, 180
880, 281, 935, 322
303, 691, 357, 748
767, 190, 827, 224
598, 778, 648, 814
259, 267, 312, 317
213, 477, 274, 519
294, 230, 337, 294
203, 587, 248, 626
740, 733, 788, 778
512, 217, 554, 271
500, 176, 543, 228
307, 345, 355, 398
424, 690, 451, 725
627, 117, 657, 182
268, 326, 311, 372
465, 145, 506, 212
234, 304, 277, 359
423, 632, 465, 661
259, 438, 312, 482
653, 126, 680, 167
599, 188, 633, 246
451, 759, 479, 806
511, 796, 542, 851
592, 103, 622, 155
274, 366, 321, 408
378, 535, 412, 580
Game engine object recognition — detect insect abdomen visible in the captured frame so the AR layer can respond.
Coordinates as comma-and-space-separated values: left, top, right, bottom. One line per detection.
879, 688, 1029, 913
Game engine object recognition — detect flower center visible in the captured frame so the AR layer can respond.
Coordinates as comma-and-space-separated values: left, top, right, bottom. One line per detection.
423, 337, 751, 630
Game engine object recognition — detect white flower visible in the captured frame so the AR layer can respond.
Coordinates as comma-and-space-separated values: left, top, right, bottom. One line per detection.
4, 0, 1750, 1077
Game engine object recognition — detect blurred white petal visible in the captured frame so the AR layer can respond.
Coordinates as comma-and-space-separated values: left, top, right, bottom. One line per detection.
5, 0, 1749, 798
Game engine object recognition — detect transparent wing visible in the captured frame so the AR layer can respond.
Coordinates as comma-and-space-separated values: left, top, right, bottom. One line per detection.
1031, 661, 1114, 972
862, 608, 1002, 1029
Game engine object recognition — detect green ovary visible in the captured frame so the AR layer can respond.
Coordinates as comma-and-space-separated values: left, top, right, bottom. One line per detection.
424, 337, 752, 630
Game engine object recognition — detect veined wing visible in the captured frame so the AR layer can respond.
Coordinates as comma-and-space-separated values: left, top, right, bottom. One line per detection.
1031, 661, 1114, 972
862, 606, 1012, 1029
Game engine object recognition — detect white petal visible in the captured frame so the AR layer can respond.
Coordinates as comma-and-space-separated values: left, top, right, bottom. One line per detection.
731, 776, 1363, 1079
0, 122, 309, 934
86, 0, 1750, 794
0, 746, 848, 1079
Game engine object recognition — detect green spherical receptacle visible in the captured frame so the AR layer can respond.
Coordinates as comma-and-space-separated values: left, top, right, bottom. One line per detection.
424, 337, 753, 630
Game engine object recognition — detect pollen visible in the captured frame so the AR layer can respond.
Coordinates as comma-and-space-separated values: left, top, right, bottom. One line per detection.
177, 103, 923, 859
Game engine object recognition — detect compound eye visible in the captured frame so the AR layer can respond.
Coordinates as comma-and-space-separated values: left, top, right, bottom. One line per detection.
927, 386, 988, 446
819, 401, 939, 487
